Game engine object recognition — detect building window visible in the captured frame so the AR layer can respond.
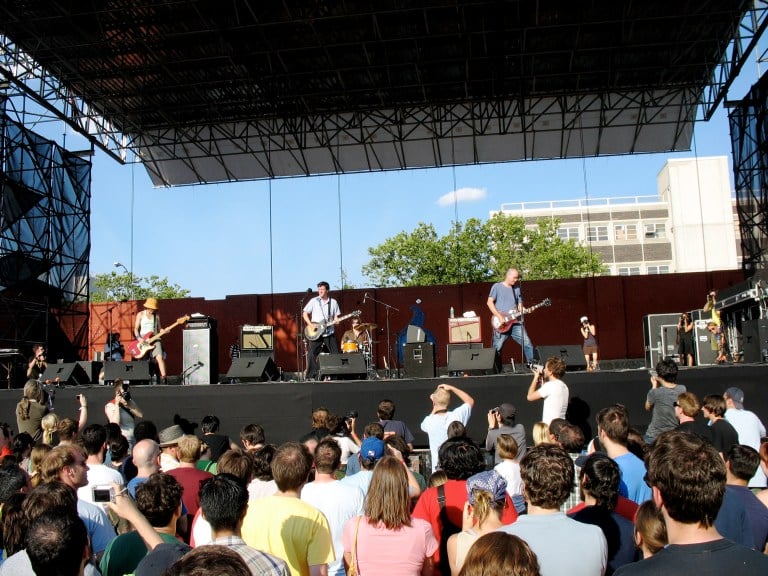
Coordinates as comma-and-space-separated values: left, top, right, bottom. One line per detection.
557, 226, 580, 241
644, 223, 666, 239
614, 224, 637, 241
647, 265, 670, 274
587, 225, 609, 242
618, 266, 641, 276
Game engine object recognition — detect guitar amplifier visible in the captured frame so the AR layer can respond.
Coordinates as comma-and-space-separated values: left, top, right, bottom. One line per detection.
241, 325, 274, 350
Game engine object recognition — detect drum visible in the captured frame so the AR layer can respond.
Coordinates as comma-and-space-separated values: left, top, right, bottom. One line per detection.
341, 341, 359, 353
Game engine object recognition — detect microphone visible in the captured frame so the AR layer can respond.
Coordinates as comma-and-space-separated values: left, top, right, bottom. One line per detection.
362, 293, 368, 303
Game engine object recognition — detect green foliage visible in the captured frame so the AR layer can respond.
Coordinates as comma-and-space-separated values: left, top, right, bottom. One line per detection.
362, 214, 605, 287
90, 272, 191, 302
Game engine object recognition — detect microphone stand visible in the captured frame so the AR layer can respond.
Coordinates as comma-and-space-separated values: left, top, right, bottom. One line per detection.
296, 291, 311, 381
363, 294, 399, 379
517, 279, 526, 373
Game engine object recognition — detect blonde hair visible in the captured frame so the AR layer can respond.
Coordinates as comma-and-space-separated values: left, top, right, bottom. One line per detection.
41, 413, 59, 446
469, 489, 505, 526
29, 444, 52, 487
177, 435, 203, 463
428, 470, 448, 488
432, 387, 451, 408
496, 434, 519, 460
532, 422, 551, 446
634, 500, 667, 556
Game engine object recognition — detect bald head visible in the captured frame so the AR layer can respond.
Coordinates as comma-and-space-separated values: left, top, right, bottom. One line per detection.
132, 439, 160, 473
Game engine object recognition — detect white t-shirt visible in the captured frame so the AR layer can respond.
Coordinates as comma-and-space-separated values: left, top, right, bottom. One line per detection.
248, 478, 278, 501
494, 459, 523, 497
421, 403, 472, 472
725, 408, 767, 487
77, 463, 125, 503
332, 435, 360, 465
302, 481, 365, 576
538, 379, 569, 424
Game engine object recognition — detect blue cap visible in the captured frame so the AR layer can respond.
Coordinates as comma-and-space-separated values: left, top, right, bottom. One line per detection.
360, 437, 386, 462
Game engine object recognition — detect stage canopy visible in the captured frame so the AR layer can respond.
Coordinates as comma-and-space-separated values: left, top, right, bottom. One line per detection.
0, 1, 764, 186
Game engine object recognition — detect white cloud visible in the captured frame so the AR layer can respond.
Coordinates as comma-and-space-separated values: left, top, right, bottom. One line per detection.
437, 187, 487, 207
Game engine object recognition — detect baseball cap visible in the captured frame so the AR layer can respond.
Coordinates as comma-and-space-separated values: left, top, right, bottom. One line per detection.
360, 437, 385, 463
724, 387, 744, 409
497, 403, 517, 419
135, 542, 192, 576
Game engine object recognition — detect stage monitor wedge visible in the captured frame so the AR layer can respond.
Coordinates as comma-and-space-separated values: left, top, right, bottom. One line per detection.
226, 357, 280, 383
536, 345, 587, 370
446, 348, 497, 375
40, 362, 90, 385
317, 354, 367, 380
103, 361, 152, 383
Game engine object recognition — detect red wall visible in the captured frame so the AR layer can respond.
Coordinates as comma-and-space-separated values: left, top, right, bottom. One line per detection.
88, 270, 744, 374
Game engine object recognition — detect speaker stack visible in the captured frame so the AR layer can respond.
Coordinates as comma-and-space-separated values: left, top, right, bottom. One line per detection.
183, 315, 218, 385
536, 345, 587, 370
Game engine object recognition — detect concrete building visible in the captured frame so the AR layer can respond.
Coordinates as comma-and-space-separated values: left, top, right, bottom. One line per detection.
493, 156, 740, 275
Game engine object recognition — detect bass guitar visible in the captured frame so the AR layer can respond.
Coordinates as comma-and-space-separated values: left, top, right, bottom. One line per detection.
129, 315, 191, 359
304, 310, 361, 341
492, 298, 551, 333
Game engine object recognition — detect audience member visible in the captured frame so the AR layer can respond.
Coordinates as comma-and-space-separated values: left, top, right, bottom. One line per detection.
165, 545, 251, 576
759, 441, 768, 509
493, 434, 524, 513
632, 501, 666, 559
127, 439, 161, 496
724, 444, 768, 552
104, 380, 143, 447
1, 492, 27, 559
447, 470, 507, 575
526, 357, 569, 425
555, 423, 586, 512
614, 430, 768, 575
457, 532, 540, 576
77, 424, 125, 504
15, 380, 48, 442
301, 407, 332, 444
377, 399, 415, 449
447, 420, 466, 439
532, 421, 551, 446
413, 437, 517, 574
28, 444, 51, 487
0, 463, 30, 506
701, 394, 739, 456
41, 413, 59, 446
326, 414, 359, 467
570, 454, 637, 575
302, 439, 364, 576
499, 444, 607, 576
643, 358, 685, 443
248, 444, 278, 500
240, 423, 266, 453
673, 391, 713, 443
385, 434, 427, 492
158, 425, 185, 471
342, 421, 383, 476
421, 384, 474, 473
485, 403, 527, 464
200, 415, 238, 462
167, 435, 213, 517
723, 387, 767, 488
342, 456, 437, 576
596, 404, 651, 505
241, 442, 334, 576
99, 473, 183, 576
57, 417, 80, 446
27, 509, 89, 576
200, 473, 289, 575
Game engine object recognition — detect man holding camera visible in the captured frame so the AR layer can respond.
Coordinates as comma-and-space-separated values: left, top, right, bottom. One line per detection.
104, 380, 143, 448
526, 357, 569, 425
486, 403, 527, 464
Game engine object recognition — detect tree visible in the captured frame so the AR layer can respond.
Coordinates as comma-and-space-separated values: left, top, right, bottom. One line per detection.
362, 214, 605, 287
90, 272, 191, 302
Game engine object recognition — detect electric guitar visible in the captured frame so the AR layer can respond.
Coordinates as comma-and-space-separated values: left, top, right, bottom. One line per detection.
304, 310, 361, 341
492, 298, 551, 333
129, 315, 191, 359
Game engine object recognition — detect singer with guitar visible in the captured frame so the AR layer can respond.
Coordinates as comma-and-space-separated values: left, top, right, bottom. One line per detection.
133, 297, 168, 384
302, 281, 342, 380
487, 268, 536, 370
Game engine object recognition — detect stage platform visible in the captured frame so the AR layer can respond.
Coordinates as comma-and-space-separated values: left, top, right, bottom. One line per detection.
1, 364, 766, 448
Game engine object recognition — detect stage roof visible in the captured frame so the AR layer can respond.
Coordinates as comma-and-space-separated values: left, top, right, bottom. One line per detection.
0, 1, 765, 186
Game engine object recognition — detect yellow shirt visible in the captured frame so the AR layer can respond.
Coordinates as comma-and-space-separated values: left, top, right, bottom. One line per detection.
241, 495, 334, 576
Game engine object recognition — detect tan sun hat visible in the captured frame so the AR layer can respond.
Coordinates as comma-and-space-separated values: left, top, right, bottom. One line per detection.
144, 297, 159, 310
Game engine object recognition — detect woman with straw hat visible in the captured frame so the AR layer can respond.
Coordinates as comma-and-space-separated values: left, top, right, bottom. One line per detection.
134, 297, 167, 384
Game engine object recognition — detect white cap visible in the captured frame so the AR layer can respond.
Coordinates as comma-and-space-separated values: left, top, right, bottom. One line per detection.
580, 316, 589, 323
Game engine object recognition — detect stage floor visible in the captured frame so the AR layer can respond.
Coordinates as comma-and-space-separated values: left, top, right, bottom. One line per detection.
1, 364, 766, 448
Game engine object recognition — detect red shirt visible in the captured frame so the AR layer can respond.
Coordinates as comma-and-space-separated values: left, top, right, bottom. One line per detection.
166, 466, 213, 517
567, 494, 639, 523
412, 479, 518, 565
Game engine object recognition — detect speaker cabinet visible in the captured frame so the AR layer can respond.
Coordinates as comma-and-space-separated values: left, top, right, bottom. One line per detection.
76, 361, 103, 384
103, 361, 152, 383
448, 318, 482, 343
226, 357, 280, 382
446, 347, 497, 375
317, 354, 367, 380
642, 313, 681, 368
183, 325, 218, 385
692, 322, 719, 366
740, 319, 768, 363
404, 343, 435, 378
536, 345, 587, 370
447, 343, 484, 364
40, 362, 90, 385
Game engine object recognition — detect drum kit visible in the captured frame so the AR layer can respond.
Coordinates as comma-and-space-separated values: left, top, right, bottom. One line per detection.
342, 322, 378, 379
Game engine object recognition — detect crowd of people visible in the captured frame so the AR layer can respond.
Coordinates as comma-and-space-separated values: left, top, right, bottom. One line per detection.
1, 356, 768, 576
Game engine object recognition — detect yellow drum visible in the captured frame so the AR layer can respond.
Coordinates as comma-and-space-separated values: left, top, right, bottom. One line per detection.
341, 341, 359, 353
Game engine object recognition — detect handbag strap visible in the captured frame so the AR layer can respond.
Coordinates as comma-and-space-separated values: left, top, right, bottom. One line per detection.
351, 515, 362, 575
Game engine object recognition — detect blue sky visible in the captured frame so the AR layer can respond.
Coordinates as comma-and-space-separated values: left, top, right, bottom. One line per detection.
67, 58, 760, 300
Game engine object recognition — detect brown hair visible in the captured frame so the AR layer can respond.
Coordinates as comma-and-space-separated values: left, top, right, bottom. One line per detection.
596, 404, 629, 445
496, 434, 519, 460
314, 438, 342, 474
545, 356, 566, 379
271, 442, 312, 491
40, 445, 86, 484
647, 430, 725, 527
17, 380, 43, 421
29, 444, 52, 487
634, 500, 667, 555
676, 392, 700, 418
520, 444, 573, 509
165, 545, 250, 576
364, 455, 411, 530
217, 449, 253, 485
377, 400, 396, 420
458, 532, 540, 576
56, 418, 79, 442
23, 481, 77, 525
702, 395, 726, 418
311, 407, 330, 430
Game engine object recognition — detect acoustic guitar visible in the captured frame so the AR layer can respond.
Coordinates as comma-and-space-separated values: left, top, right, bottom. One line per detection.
491, 298, 551, 333
304, 310, 361, 341
129, 315, 191, 359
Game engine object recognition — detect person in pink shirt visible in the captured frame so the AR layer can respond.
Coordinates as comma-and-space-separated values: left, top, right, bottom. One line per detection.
343, 456, 437, 576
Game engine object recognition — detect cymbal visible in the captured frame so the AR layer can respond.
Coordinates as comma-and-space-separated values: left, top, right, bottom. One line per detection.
356, 323, 378, 332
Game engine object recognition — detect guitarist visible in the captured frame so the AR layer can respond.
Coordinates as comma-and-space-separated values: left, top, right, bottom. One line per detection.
133, 297, 167, 384
302, 281, 341, 380
487, 268, 536, 370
